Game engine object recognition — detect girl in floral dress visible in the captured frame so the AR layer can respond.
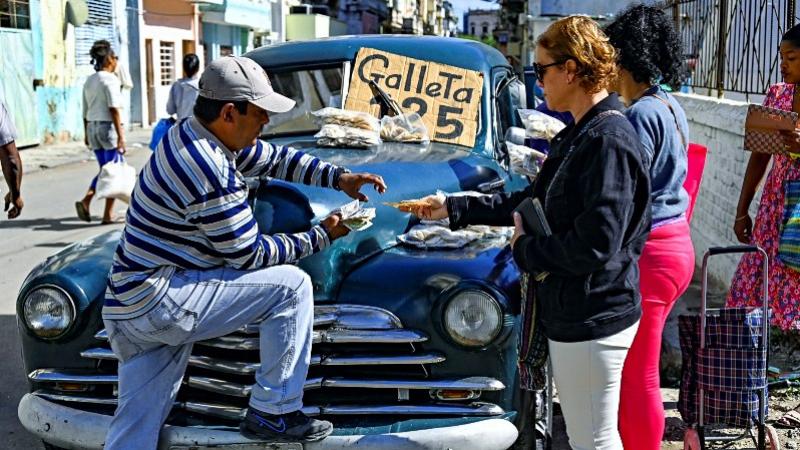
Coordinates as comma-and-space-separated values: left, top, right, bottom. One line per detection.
727, 24, 800, 332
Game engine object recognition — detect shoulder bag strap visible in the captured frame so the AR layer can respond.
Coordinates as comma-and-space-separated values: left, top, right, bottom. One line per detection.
647, 93, 687, 149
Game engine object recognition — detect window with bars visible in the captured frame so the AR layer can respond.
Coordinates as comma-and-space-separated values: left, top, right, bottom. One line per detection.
74, 0, 117, 67
160, 42, 175, 86
0, 0, 31, 29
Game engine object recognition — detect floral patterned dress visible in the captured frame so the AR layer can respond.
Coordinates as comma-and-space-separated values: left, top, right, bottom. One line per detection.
727, 83, 800, 330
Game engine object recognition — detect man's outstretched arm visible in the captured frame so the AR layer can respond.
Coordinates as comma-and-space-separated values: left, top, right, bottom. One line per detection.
237, 140, 386, 199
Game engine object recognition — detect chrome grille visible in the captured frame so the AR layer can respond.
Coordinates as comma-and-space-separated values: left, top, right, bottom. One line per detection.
31, 304, 506, 423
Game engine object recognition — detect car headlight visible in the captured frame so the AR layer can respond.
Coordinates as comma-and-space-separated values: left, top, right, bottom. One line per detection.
22, 286, 75, 339
443, 290, 503, 348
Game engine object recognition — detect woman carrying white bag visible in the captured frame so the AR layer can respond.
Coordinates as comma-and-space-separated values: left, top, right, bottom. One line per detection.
75, 40, 130, 224
94, 154, 137, 204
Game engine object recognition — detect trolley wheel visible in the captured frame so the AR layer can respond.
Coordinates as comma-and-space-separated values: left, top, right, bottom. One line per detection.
683, 428, 701, 450
765, 424, 782, 450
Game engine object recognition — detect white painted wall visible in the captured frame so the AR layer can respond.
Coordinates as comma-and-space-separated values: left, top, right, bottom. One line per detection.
674, 93, 762, 287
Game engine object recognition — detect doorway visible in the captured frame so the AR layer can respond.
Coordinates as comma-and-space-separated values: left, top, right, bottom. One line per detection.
145, 39, 155, 125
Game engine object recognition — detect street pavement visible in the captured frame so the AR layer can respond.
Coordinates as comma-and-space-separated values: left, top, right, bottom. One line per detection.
0, 129, 151, 449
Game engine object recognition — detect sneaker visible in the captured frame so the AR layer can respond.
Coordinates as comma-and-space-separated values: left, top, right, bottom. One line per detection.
239, 407, 333, 442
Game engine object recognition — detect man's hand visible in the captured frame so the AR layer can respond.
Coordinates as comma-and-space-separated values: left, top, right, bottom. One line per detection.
321, 213, 350, 240
511, 212, 526, 248
338, 172, 386, 202
4, 192, 23, 219
408, 193, 448, 220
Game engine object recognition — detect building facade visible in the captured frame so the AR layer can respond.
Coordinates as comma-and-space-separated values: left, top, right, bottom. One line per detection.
523, 0, 623, 65
386, 0, 420, 34
442, 1, 456, 37
463, 9, 499, 39
0, 0, 460, 146
131, 0, 202, 126
285, 4, 347, 40
0, 0, 132, 146
200, 0, 272, 62
127, 0, 274, 126
339, 0, 388, 35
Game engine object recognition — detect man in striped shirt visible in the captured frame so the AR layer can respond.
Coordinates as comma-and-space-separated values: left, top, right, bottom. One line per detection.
102, 56, 387, 449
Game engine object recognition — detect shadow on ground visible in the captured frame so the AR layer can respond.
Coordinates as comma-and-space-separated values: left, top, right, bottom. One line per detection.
0, 315, 43, 449
0, 217, 114, 232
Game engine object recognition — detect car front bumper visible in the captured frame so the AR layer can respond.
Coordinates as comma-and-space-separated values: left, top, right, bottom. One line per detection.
19, 394, 518, 450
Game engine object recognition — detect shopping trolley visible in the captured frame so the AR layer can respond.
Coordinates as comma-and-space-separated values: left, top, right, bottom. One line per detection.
680, 245, 781, 450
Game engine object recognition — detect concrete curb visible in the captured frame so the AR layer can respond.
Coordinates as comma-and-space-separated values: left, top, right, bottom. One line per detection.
17, 127, 152, 176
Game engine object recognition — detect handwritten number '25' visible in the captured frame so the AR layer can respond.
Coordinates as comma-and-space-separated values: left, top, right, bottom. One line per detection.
435, 106, 464, 139
401, 98, 464, 140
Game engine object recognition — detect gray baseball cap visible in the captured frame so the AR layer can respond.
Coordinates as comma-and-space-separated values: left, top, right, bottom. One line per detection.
198, 55, 295, 113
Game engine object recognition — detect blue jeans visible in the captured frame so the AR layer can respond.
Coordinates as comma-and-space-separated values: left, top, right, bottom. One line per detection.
102, 265, 314, 450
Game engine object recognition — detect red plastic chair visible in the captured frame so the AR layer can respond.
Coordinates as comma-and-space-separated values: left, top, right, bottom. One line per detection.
683, 143, 708, 224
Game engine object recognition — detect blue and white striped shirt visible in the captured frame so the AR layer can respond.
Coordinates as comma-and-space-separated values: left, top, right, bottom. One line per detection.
103, 118, 341, 319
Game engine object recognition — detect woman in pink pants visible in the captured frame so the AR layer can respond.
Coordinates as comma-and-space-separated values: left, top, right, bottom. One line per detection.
605, 5, 696, 449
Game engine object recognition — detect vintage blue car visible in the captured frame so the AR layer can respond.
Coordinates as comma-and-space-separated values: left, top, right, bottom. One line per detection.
16, 35, 537, 450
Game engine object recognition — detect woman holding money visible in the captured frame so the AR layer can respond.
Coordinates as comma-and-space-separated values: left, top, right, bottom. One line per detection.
411, 15, 651, 449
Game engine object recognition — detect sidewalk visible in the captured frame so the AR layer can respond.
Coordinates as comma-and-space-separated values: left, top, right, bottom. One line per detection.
18, 127, 151, 175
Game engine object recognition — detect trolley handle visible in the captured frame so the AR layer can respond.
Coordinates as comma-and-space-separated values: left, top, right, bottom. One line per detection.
707, 245, 759, 255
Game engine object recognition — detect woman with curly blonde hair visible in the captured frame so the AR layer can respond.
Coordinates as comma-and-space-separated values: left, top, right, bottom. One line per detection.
411, 16, 651, 449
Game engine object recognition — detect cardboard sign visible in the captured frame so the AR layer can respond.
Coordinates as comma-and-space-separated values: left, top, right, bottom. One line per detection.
345, 48, 484, 148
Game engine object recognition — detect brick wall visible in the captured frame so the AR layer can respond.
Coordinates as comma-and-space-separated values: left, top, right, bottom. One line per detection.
674, 93, 765, 288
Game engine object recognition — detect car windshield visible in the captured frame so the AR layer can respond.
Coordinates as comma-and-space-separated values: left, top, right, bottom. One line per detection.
260, 62, 485, 148
262, 66, 344, 136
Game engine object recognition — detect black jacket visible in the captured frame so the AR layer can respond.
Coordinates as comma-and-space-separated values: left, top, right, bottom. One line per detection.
447, 94, 651, 342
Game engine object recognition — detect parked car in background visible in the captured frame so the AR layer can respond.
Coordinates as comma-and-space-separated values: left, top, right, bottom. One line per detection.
16, 35, 536, 450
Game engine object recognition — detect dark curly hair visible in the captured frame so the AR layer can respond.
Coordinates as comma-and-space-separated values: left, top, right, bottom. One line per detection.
604, 3, 685, 90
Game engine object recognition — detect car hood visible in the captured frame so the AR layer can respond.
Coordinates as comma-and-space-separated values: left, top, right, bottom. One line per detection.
20, 139, 511, 307
253, 137, 508, 300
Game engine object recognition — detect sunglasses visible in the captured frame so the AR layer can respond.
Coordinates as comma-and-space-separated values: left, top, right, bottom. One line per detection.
533, 60, 567, 81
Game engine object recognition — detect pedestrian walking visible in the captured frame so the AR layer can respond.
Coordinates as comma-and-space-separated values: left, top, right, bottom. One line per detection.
0, 98, 23, 219
604, 5, 696, 449
166, 53, 201, 120
76, 40, 126, 224
410, 15, 651, 449
101, 55, 387, 450
727, 22, 800, 428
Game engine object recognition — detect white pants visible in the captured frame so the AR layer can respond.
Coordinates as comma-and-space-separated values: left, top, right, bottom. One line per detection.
549, 321, 639, 450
